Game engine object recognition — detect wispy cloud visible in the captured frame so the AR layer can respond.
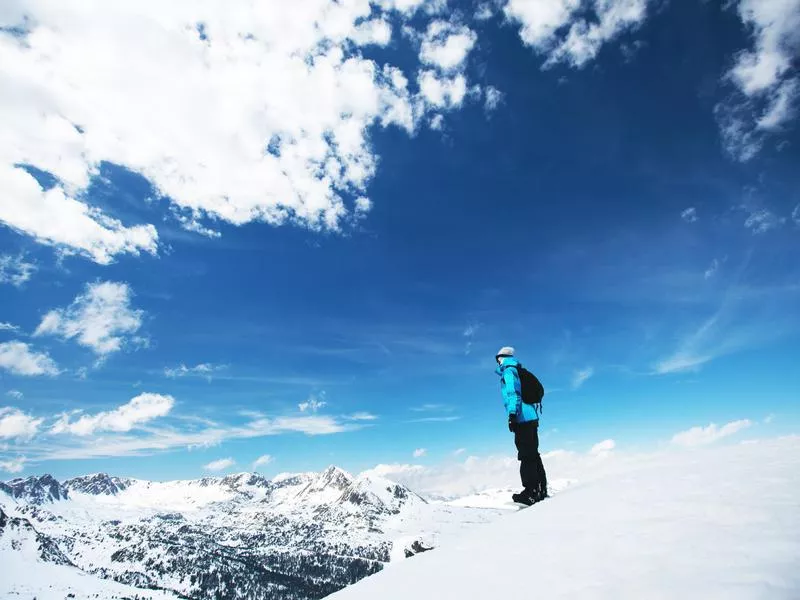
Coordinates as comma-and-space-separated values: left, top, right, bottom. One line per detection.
345, 412, 378, 421
410, 404, 454, 413
704, 259, 720, 280
204, 457, 235, 472
298, 392, 327, 413
34, 281, 145, 357
0, 322, 20, 332
571, 367, 594, 389
413, 448, 427, 458
6, 390, 23, 400
671, 419, 752, 447
408, 415, 462, 423
164, 363, 227, 381
681, 207, 698, 223
0, 254, 36, 287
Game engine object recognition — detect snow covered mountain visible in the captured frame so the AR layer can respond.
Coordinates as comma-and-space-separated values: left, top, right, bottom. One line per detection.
1, 466, 507, 600
331, 438, 800, 600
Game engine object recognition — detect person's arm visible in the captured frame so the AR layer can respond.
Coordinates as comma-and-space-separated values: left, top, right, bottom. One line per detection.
502, 367, 521, 417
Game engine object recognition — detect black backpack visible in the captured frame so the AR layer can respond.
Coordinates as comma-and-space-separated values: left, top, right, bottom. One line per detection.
516, 364, 544, 412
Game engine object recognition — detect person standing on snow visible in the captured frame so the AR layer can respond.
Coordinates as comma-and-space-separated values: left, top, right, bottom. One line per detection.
496, 346, 548, 506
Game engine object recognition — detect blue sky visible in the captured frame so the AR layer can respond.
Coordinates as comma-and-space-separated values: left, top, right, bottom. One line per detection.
1, 0, 799, 481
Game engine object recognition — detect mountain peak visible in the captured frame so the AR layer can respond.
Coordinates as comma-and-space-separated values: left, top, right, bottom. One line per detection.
1, 474, 68, 504
64, 473, 131, 496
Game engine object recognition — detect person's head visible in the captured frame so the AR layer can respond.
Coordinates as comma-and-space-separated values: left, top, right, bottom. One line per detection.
495, 346, 515, 365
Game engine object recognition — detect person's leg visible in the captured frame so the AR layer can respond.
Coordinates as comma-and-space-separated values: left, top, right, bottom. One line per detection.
530, 422, 548, 499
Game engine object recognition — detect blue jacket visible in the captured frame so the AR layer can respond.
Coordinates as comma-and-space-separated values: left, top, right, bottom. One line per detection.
496, 357, 539, 423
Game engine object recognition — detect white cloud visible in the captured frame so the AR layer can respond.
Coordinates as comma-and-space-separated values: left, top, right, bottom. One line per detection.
359, 441, 621, 498
0, 456, 26, 474
453, 448, 467, 456
0, 0, 479, 261
0, 322, 19, 332
704, 258, 719, 280
51, 392, 175, 436
346, 412, 379, 421
763, 414, 775, 424
429, 113, 445, 130
671, 419, 753, 447
420, 21, 477, 72
0, 408, 43, 441
413, 448, 427, 458
571, 367, 593, 389
298, 393, 327, 413
475, 3, 497, 21
589, 439, 616, 456
0, 166, 159, 265
409, 415, 462, 423
744, 208, 783, 234
0, 341, 59, 376
418, 71, 468, 108
204, 457, 236, 472
252, 454, 274, 469
681, 207, 698, 223
164, 363, 226, 381
34, 281, 144, 356
792, 204, 800, 225
653, 352, 712, 374
6, 390, 24, 400
0, 254, 36, 286
505, 0, 649, 68
484, 86, 503, 112
717, 0, 800, 160
24, 409, 363, 463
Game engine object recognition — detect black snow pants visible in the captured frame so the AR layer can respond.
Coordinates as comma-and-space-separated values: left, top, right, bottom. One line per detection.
514, 420, 548, 499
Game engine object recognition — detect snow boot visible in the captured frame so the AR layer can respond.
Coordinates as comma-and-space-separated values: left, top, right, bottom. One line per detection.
511, 491, 534, 506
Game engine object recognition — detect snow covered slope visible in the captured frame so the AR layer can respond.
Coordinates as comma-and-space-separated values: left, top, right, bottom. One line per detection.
331, 438, 800, 600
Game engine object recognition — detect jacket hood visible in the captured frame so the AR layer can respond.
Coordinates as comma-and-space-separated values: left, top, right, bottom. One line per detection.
495, 356, 519, 376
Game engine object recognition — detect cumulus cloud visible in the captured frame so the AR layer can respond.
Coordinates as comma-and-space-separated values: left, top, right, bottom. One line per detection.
572, 367, 594, 389
0, 341, 59, 376
0, 0, 480, 262
0, 456, 27, 474
0, 254, 37, 286
671, 419, 753, 447
413, 447, 427, 458
252, 454, 274, 469
589, 439, 616, 456
717, 0, 800, 160
204, 457, 236, 472
34, 281, 144, 356
51, 392, 175, 436
0, 408, 43, 441
420, 20, 477, 71
505, 0, 649, 68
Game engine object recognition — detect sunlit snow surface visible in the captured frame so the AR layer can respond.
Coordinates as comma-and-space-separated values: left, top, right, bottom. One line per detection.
332, 438, 800, 600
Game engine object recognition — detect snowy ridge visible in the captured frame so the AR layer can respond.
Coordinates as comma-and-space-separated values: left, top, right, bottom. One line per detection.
331, 438, 800, 600
1, 465, 507, 600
